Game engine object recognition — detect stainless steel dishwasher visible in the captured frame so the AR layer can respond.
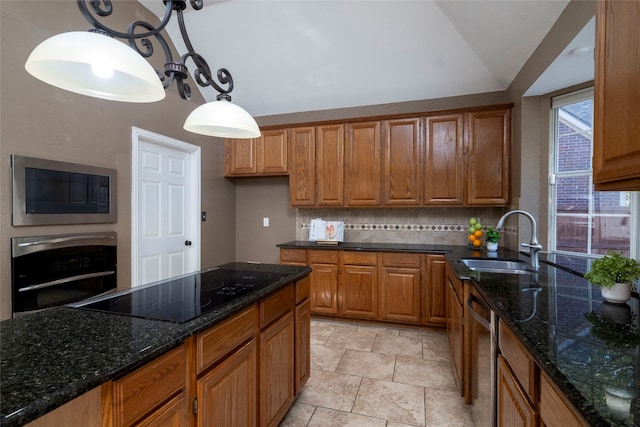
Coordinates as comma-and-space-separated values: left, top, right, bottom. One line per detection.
467, 286, 497, 427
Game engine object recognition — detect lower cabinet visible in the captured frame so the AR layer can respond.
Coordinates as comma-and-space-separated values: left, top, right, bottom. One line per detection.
260, 311, 295, 427
97, 277, 310, 427
197, 340, 257, 427
380, 263, 421, 323
280, 248, 446, 326
446, 263, 465, 396
496, 355, 537, 427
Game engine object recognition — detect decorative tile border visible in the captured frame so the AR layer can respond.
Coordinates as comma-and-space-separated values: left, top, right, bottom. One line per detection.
299, 222, 517, 233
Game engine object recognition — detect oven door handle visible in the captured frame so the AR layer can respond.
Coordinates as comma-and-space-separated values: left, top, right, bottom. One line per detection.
17, 271, 116, 292
17, 235, 115, 248
467, 294, 491, 330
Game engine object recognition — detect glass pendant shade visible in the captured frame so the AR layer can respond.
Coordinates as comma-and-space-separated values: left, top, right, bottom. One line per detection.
184, 99, 261, 138
25, 31, 165, 103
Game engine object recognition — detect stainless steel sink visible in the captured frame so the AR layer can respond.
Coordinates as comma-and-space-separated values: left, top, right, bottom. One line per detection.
461, 258, 532, 274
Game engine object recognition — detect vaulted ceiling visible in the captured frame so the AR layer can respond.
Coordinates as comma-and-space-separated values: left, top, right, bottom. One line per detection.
140, 0, 595, 118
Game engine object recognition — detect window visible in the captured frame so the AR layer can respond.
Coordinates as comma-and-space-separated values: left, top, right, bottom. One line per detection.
549, 88, 638, 258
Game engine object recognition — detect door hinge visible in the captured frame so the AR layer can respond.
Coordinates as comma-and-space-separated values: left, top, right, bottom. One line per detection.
192, 396, 198, 415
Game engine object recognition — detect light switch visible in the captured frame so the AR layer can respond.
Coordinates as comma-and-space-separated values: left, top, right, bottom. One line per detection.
263, 217, 269, 227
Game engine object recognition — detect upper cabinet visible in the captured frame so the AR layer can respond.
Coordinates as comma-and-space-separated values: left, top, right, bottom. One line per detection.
288, 125, 344, 207
231, 104, 511, 206
466, 109, 510, 205
423, 114, 465, 205
345, 121, 382, 206
225, 129, 288, 177
593, 0, 640, 191
382, 118, 422, 205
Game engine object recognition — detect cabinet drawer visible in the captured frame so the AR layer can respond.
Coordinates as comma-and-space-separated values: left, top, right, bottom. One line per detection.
540, 372, 586, 426
308, 249, 338, 264
261, 284, 294, 328
341, 251, 378, 265
381, 252, 421, 268
295, 276, 310, 304
499, 321, 535, 399
197, 304, 258, 374
113, 344, 186, 427
280, 248, 307, 264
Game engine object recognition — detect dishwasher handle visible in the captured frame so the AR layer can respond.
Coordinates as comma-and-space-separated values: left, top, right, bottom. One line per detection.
467, 293, 491, 330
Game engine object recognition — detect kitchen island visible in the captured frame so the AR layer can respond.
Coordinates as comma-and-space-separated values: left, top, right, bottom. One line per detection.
279, 240, 640, 426
0, 262, 311, 427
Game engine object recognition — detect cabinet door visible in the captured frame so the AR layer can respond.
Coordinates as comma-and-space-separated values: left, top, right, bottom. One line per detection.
197, 340, 257, 427
382, 118, 422, 205
295, 298, 311, 395
593, 0, 640, 191
539, 372, 586, 427
424, 254, 447, 325
225, 138, 258, 175
309, 262, 338, 315
345, 121, 382, 206
316, 124, 344, 206
259, 129, 288, 174
497, 355, 537, 427
289, 127, 316, 206
260, 311, 295, 427
424, 114, 465, 205
447, 277, 464, 396
466, 110, 510, 205
135, 393, 189, 427
340, 264, 378, 319
380, 266, 421, 323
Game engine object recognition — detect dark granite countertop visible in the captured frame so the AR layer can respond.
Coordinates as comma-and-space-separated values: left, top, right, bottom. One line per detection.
0, 262, 311, 427
278, 240, 640, 426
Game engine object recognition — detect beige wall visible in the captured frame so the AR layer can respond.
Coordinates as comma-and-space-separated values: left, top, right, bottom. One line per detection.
0, 1, 236, 319
506, 0, 595, 249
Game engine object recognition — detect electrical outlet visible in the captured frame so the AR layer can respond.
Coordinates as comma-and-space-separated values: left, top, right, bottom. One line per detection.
263, 217, 269, 227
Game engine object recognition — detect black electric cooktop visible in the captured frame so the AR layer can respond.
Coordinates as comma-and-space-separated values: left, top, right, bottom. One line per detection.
77, 268, 286, 323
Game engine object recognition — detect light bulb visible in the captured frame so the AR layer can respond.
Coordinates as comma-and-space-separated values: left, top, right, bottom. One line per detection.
91, 61, 114, 79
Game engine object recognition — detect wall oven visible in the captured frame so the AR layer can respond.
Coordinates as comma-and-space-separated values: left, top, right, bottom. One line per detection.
468, 286, 497, 427
11, 232, 117, 317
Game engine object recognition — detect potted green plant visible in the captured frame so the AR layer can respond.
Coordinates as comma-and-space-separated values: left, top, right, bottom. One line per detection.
485, 227, 501, 252
584, 251, 640, 303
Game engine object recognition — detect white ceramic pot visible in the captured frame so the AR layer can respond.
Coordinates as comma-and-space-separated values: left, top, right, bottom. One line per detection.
487, 241, 498, 252
600, 282, 632, 304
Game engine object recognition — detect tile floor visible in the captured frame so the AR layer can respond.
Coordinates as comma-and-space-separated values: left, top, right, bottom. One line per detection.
279, 318, 475, 427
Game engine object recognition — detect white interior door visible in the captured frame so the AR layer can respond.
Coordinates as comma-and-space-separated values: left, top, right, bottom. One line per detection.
131, 127, 201, 286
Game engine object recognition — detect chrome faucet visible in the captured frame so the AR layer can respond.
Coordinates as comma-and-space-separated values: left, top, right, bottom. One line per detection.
496, 210, 543, 271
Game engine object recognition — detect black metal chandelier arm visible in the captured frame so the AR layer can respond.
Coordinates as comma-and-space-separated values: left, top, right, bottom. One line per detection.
77, 0, 174, 41
175, 6, 234, 97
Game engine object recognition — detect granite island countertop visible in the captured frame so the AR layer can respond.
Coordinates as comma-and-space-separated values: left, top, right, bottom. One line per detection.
279, 240, 640, 426
0, 262, 311, 427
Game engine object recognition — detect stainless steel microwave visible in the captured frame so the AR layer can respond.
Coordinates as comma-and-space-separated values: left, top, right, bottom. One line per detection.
11, 155, 117, 226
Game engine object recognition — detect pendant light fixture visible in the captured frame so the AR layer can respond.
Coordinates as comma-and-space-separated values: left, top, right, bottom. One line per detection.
24, 0, 260, 139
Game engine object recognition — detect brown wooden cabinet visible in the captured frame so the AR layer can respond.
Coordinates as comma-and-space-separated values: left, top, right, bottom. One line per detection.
446, 263, 465, 396
197, 340, 257, 427
424, 114, 465, 205
339, 251, 379, 319
345, 121, 382, 206
294, 277, 311, 395
256, 284, 296, 427
26, 387, 102, 427
382, 118, 422, 205
308, 250, 339, 315
466, 109, 510, 205
423, 254, 447, 325
288, 125, 344, 206
225, 129, 288, 177
380, 253, 421, 323
109, 343, 189, 427
496, 355, 537, 427
593, 0, 640, 190
539, 372, 587, 427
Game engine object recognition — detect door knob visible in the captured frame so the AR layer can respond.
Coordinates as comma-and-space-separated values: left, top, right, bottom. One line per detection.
185, 240, 192, 246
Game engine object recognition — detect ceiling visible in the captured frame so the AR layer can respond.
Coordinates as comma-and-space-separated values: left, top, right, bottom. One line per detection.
140, 0, 594, 118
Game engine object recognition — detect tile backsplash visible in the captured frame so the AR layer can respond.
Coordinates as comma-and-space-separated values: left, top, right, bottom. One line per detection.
296, 207, 519, 248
